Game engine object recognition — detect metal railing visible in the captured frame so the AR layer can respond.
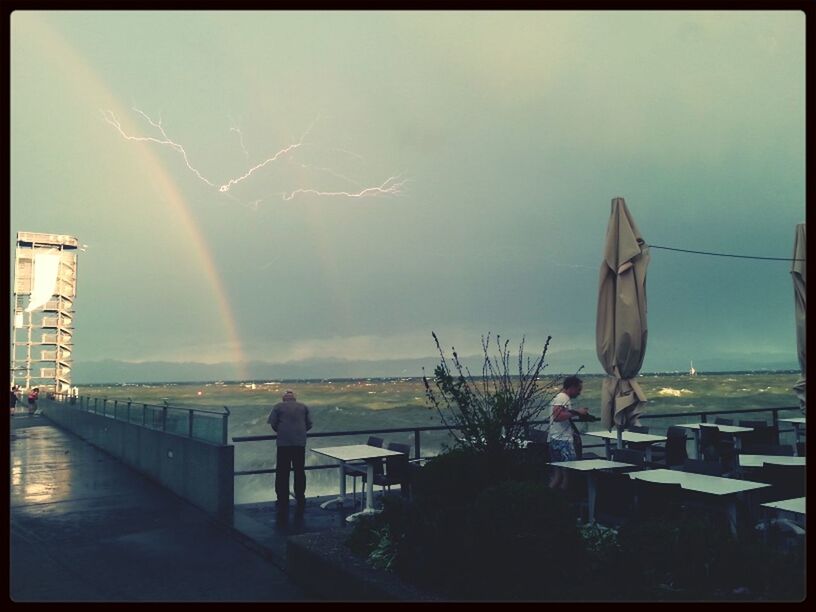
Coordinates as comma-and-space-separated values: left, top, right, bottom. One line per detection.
46, 392, 231, 445
232, 405, 803, 477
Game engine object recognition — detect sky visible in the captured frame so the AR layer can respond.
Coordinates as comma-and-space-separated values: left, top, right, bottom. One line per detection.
9, 11, 806, 377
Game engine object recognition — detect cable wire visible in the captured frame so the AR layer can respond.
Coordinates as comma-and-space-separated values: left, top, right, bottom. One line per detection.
646, 244, 805, 262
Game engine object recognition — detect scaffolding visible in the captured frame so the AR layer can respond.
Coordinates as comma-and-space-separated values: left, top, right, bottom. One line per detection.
12, 232, 79, 393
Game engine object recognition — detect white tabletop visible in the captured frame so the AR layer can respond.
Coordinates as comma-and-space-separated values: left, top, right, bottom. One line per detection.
549, 459, 635, 471
627, 468, 770, 496
585, 430, 667, 443
762, 497, 806, 515
675, 423, 753, 433
312, 444, 404, 462
779, 417, 806, 425
738, 454, 806, 468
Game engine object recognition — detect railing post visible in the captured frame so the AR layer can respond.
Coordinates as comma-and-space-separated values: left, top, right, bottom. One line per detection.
188, 409, 194, 438
222, 407, 230, 446
143, 404, 147, 426
94, 397, 98, 413
771, 408, 779, 428
114, 400, 118, 419
162, 401, 168, 431
700, 413, 707, 423
414, 428, 421, 461
127, 398, 132, 422
102, 398, 107, 416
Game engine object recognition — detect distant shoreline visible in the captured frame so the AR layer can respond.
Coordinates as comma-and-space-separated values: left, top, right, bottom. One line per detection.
73, 369, 801, 387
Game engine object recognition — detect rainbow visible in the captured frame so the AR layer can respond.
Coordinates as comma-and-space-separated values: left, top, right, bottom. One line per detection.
19, 14, 250, 380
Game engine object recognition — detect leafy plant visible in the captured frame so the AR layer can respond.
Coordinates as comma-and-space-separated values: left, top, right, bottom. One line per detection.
423, 332, 560, 456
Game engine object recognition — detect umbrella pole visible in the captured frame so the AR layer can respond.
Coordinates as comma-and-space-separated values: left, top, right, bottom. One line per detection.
616, 425, 624, 449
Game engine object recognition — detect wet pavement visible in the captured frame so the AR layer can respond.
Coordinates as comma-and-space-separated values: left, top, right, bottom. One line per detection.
10, 416, 311, 602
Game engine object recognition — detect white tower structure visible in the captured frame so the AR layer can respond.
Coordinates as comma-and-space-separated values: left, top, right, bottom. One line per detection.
11, 232, 79, 393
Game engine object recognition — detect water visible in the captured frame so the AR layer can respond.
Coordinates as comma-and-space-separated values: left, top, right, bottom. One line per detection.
76, 372, 802, 502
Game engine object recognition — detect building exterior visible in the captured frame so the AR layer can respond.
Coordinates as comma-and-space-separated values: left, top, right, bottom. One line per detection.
12, 232, 79, 393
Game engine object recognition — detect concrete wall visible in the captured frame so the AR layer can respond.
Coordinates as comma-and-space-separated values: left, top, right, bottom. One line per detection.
40, 398, 234, 520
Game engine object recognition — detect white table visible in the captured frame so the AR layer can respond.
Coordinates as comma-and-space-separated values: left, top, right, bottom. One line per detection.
311, 444, 405, 522
738, 454, 806, 468
584, 430, 667, 461
674, 423, 753, 459
779, 417, 806, 456
549, 459, 635, 524
762, 496, 806, 516
628, 468, 770, 535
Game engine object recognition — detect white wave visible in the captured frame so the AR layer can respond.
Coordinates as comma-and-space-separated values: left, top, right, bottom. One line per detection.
657, 387, 693, 397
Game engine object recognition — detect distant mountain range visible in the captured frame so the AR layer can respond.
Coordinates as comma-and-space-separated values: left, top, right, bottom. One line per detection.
72, 349, 799, 384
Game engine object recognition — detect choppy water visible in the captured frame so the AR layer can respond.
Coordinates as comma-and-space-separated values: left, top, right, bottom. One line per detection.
78, 372, 803, 502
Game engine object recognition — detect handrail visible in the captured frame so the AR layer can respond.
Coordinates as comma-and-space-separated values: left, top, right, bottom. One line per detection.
45, 392, 230, 445
232, 404, 803, 477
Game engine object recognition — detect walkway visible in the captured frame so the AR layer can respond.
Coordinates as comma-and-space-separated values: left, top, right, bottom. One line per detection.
10, 416, 308, 602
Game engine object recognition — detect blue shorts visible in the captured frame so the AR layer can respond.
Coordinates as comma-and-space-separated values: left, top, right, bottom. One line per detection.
549, 439, 576, 462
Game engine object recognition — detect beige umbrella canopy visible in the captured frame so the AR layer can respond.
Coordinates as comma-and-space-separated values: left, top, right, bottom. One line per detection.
791, 223, 806, 411
597, 197, 650, 433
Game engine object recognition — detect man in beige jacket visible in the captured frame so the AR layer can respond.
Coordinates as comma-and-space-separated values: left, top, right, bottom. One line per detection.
268, 389, 313, 509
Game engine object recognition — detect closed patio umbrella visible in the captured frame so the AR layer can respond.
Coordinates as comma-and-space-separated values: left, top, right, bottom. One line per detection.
596, 197, 650, 443
791, 223, 805, 411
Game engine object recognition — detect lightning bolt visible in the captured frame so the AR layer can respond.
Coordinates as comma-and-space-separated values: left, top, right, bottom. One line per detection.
228, 115, 250, 161
102, 107, 407, 203
282, 176, 407, 201
102, 108, 218, 189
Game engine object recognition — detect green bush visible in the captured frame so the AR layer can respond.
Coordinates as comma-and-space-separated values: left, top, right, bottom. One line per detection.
614, 507, 805, 600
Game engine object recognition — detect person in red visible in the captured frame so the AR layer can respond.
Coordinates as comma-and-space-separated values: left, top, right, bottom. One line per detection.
27, 387, 40, 416
268, 389, 313, 512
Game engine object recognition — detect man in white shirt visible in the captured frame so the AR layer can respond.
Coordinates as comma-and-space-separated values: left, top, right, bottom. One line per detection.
548, 376, 588, 490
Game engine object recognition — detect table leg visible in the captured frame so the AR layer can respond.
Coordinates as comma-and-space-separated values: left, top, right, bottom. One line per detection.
733, 435, 742, 452
603, 439, 612, 459
587, 472, 597, 524
346, 462, 380, 523
645, 446, 653, 462
692, 429, 701, 460
320, 461, 350, 509
792, 423, 801, 456
726, 500, 738, 538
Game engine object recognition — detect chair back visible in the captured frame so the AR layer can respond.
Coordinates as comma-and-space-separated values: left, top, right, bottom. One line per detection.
759, 464, 805, 499
714, 417, 733, 426
627, 425, 649, 434
745, 443, 793, 457
665, 426, 689, 466
610, 447, 645, 468
385, 442, 411, 481
367, 436, 384, 448
699, 425, 723, 461
796, 442, 805, 457
739, 421, 779, 450
683, 458, 724, 476
594, 470, 636, 525
634, 479, 685, 519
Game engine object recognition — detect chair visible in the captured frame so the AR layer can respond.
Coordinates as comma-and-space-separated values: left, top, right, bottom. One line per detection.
714, 417, 734, 426
755, 464, 805, 501
344, 436, 383, 508
743, 443, 793, 457
633, 479, 686, 519
627, 425, 649, 433
796, 442, 805, 457
609, 447, 645, 470
650, 426, 689, 467
364, 442, 412, 498
594, 470, 637, 527
682, 458, 724, 476
739, 420, 779, 450
699, 425, 737, 473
